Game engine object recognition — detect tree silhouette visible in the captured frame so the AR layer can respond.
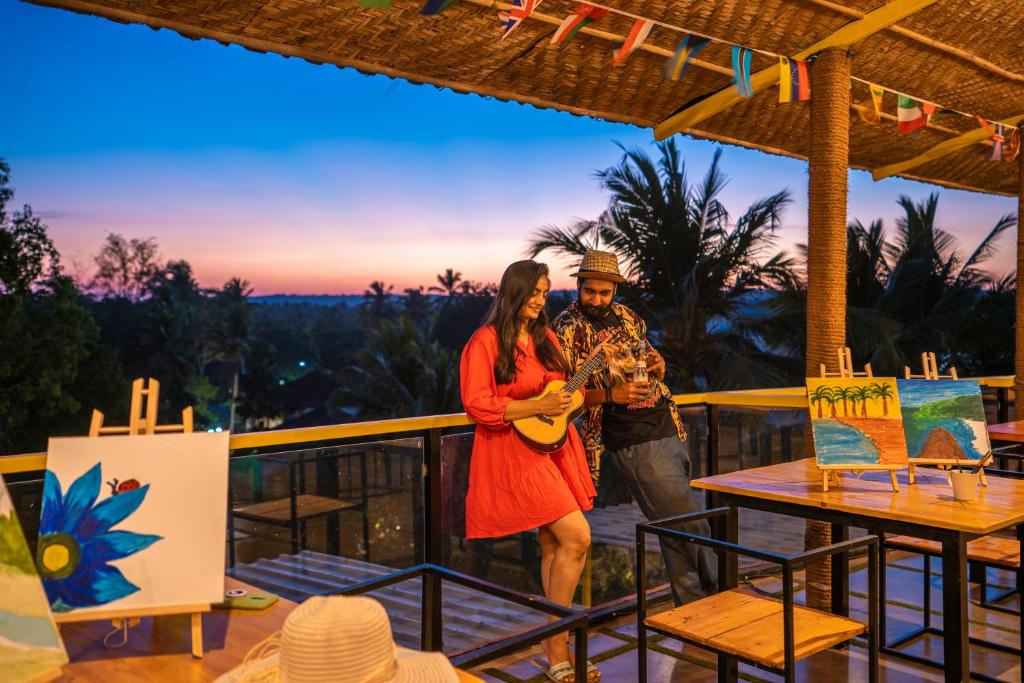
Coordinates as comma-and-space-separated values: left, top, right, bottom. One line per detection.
529, 140, 798, 391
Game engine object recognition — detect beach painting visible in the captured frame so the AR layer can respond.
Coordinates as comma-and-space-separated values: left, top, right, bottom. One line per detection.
0, 478, 68, 682
806, 378, 909, 467
898, 379, 991, 462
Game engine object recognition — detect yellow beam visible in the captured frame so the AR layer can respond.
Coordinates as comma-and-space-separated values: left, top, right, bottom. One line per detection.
654, 0, 939, 140
872, 115, 1024, 181
0, 374, 1013, 475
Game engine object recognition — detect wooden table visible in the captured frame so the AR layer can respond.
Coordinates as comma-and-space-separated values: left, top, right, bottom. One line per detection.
57, 577, 481, 682
693, 458, 1024, 683
988, 421, 1024, 444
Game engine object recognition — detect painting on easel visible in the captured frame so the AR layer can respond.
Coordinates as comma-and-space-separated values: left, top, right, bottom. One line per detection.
39, 433, 229, 615
806, 378, 909, 467
0, 478, 67, 681
897, 379, 991, 462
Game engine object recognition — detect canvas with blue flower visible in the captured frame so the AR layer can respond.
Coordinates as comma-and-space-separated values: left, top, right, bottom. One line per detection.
36, 463, 162, 612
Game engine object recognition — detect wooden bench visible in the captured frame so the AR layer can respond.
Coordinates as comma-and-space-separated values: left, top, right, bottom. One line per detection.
885, 534, 1020, 615
646, 588, 865, 668
637, 507, 879, 683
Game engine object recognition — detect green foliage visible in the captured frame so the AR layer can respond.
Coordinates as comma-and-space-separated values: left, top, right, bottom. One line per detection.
0, 510, 35, 575
907, 394, 986, 421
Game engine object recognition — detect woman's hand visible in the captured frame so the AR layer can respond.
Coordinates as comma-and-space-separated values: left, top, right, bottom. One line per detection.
535, 390, 572, 416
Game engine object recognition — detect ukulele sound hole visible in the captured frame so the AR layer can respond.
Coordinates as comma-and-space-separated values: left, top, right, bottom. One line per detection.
536, 415, 554, 425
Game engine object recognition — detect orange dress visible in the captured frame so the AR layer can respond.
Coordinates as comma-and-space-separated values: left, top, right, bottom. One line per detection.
461, 326, 596, 539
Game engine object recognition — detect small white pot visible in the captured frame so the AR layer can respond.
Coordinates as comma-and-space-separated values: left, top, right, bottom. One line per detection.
950, 470, 980, 502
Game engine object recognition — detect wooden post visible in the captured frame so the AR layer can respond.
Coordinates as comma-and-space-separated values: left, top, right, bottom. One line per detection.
1016, 135, 1024, 420
805, 46, 852, 612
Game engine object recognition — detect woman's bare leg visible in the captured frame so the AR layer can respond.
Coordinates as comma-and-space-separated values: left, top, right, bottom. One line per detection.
539, 510, 591, 667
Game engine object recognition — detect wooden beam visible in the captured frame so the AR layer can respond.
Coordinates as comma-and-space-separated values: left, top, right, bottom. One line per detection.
798, 0, 1024, 84
872, 115, 1024, 181
654, 0, 939, 140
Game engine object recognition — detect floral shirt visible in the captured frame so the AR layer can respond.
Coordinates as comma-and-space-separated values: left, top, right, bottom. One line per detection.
552, 300, 685, 484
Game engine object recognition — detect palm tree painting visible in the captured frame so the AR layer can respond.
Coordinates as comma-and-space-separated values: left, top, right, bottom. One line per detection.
805, 378, 909, 467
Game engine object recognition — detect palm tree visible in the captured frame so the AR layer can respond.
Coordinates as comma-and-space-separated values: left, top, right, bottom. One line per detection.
840, 386, 859, 417
211, 277, 253, 432
825, 388, 840, 417
429, 268, 462, 297
362, 280, 394, 320
853, 385, 872, 417
809, 385, 831, 418
529, 140, 798, 391
871, 382, 894, 416
760, 193, 1015, 377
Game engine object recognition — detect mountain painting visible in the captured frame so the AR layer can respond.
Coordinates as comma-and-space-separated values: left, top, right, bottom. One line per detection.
806, 377, 909, 468
897, 379, 991, 462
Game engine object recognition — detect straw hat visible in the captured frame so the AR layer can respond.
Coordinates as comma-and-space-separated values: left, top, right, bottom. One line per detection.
570, 249, 625, 283
216, 595, 458, 683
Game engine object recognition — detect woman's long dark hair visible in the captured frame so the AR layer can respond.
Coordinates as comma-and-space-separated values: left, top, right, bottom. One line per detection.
484, 260, 569, 385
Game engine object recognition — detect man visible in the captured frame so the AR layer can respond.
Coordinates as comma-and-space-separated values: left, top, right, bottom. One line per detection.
552, 249, 716, 605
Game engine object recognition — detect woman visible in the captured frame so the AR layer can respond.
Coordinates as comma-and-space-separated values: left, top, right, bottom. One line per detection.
461, 260, 598, 683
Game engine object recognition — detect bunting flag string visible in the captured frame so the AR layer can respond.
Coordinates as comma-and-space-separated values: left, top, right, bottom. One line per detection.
551, 4, 608, 45
664, 34, 709, 82
777, 57, 810, 103
354, 0, 1012, 165
613, 18, 654, 65
499, 0, 543, 39
857, 83, 885, 123
731, 47, 753, 98
421, 0, 457, 14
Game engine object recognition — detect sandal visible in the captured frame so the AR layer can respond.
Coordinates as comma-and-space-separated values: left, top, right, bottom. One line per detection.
585, 659, 601, 682
531, 659, 576, 682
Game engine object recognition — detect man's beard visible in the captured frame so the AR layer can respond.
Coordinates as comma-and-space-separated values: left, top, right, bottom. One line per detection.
581, 301, 613, 321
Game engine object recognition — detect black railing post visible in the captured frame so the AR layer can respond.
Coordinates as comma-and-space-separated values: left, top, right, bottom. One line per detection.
424, 428, 443, 565
706, 403, 720, 509
998, 386, 1010, 424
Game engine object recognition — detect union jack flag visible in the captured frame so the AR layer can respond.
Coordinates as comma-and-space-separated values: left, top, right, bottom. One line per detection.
499, 0, 543, 39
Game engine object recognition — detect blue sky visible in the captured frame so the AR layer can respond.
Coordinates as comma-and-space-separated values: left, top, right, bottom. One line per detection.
0, 0, 1017, 294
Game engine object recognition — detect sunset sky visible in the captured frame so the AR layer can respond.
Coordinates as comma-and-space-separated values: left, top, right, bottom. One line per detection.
1, 0, 1017, 295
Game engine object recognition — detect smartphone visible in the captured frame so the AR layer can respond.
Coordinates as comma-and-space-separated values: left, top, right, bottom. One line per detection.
217, 589, 279, 610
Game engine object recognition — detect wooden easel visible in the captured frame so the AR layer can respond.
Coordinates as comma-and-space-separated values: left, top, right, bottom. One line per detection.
816, 348, 900, 493
903, 351, 958, 381
54, 378, 207, 658
903, 354, 987, 487
819, 347, 873, 380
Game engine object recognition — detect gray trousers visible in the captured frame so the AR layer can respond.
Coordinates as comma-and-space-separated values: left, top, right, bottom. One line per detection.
606, 435, 717, 605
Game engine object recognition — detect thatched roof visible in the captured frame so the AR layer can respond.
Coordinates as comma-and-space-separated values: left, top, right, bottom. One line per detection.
30, 0, 1024, 196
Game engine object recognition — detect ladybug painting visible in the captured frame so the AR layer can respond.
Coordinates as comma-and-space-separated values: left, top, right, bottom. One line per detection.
107, 478, 142, 495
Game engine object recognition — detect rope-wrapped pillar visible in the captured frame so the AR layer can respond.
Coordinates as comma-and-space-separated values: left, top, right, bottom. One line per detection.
1015, 134, 1024, 419
804, 46, 851, 611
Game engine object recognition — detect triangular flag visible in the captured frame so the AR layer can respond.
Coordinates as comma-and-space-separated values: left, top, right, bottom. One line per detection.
421, 0, 457, 14
358, 0, 391, 7
857, 83, 884, 123
990, 123, 1006, 161
613, 18, 654, 65
1006, 127, 1020, 163
550, 4, 608, 45
499, 0, 543, 39
732, 46, 753, 98
778, 57, 810, 103
664, 34, 709, 82
897, 95, 929, 135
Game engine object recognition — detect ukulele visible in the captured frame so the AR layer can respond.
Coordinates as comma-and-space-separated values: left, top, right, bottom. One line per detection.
512, 331, 626, 453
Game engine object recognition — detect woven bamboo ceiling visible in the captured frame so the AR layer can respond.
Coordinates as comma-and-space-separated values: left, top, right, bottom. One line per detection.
31, 0, 1024, 196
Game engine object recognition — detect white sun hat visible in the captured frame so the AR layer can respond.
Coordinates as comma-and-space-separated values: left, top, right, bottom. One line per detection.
216, 595, 459, 683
